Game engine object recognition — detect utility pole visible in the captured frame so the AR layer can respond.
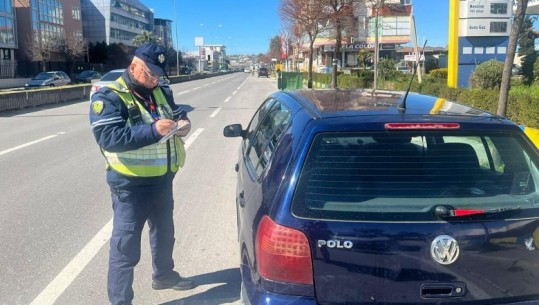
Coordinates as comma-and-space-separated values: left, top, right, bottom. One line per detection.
373, 0, 384, 91
174, 0, 179, 76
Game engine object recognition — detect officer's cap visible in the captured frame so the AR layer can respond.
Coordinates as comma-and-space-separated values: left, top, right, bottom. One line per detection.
134, 43, 167, 76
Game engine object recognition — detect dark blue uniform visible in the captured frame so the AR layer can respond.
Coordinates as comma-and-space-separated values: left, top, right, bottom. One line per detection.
90, 70, 188, 305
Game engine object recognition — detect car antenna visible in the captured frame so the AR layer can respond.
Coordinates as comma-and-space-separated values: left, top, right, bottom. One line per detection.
399, 40, 427, 112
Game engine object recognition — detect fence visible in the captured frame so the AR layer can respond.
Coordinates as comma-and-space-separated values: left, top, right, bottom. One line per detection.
0, 85, 91, 112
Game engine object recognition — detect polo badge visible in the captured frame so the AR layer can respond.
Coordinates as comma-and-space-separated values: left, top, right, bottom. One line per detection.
92, 100, 104, 115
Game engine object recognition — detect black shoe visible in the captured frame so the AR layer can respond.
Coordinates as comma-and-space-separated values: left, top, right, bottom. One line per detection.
152, 275, 196, 291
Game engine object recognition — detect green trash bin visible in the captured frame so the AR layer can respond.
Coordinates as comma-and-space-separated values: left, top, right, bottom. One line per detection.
278, 72, 303, 90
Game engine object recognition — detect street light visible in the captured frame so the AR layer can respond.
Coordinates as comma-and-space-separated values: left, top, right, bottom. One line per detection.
174, 0, 179, 76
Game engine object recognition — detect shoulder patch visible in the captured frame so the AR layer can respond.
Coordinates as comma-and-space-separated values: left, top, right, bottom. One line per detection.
92, 100, 104, 115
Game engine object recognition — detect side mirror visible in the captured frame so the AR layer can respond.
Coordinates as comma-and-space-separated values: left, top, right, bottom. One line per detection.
223, 124, 245, 138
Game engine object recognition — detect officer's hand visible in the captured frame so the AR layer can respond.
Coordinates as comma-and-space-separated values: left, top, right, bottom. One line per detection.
155, 119, 177, 136
175, 120, 191, 137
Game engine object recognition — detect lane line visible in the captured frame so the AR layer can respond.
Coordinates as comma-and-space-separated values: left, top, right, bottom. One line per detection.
184, 128, 203, 149
0, 133, 62, 157
232, 90, 237, 95
209, 107, 222, 118
29, 129, 204, 304
29, 219, 113, 305
224, 97, 231, 103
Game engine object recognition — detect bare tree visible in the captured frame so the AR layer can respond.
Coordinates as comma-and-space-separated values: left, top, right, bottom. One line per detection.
498, 0, 528, 117
57, 33, 87, 66
320, 0, 356, 88
24, 33, 64, 71
280, 0, 326, 88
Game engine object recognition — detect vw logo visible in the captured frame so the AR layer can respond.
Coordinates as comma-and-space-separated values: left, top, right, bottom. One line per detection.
431, 235, 460, 265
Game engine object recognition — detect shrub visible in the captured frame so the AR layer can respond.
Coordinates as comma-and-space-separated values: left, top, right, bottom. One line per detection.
429, 68, 448, 80
469, 59, 504, 89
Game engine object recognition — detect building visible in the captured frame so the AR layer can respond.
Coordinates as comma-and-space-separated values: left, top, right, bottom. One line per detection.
153, 18, 173, 49
202, 44, 226, 72
15, 0, 83, 64
81, 0, 153, 47
0, 0, 17, 77
297, 0, 412, 73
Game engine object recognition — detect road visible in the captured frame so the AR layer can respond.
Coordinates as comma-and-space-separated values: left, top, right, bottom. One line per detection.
0, 72, 277, 305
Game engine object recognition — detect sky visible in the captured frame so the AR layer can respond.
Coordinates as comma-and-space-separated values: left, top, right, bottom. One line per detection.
139, 0, 453, 55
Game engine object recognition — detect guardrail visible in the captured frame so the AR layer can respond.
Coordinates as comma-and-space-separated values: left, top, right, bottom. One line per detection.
0, 85, 91, 112
0, 71, 233, 113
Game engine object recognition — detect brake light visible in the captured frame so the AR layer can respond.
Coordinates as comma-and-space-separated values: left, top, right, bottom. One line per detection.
385, 123, 461, 129
453, 209, 485, 216
256, 216, 313, 285
91, 85, 100, 92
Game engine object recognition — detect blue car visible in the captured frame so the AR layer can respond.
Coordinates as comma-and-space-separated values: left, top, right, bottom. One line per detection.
224, 89, 539, 305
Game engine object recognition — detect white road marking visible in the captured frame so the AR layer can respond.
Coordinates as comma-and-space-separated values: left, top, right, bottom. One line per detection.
177, 90, 191, 95
29, 219, 113, 305
210, 107, 222, 118
29, 129, 204, 304
232, 90, 237, 95
224, 97, 231, 103
184, 128, 203, 149
0, 133, 63, 156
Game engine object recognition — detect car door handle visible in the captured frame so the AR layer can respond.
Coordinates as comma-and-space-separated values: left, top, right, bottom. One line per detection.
238, 191, 246, 207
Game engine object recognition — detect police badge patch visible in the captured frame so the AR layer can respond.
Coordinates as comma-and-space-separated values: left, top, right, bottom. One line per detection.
92, 100, 104, 115
158, 54, 165, 64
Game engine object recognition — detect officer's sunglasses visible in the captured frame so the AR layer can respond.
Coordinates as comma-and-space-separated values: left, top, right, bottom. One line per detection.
140, 64, 159, 81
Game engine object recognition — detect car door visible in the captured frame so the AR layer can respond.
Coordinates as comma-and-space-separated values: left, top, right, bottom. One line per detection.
237, 98, 292, 264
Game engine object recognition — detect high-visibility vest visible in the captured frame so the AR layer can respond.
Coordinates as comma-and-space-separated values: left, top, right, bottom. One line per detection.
101, 78, 185, 177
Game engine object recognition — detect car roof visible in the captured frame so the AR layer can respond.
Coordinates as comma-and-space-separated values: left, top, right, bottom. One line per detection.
273, 89, 514, 125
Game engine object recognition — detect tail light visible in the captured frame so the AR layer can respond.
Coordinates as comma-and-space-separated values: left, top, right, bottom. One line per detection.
91, 85, 100, 93
256, 216, 313, 285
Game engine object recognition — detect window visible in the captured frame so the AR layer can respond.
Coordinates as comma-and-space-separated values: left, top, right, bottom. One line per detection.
491, 3, 507, 14
72, 6, 80, 20
292, 131, 539, 221
244, 99, 291, 176
490, 21, 508, 33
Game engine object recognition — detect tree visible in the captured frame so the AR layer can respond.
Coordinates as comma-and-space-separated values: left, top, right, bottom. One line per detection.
132, 30, 161, 47
58, 33, 87, 73
269, 35, 282, 61
518, 15, 538, 85
320, 0, 355, 88
280, 0, 326, 88
24, 33, 64, 71
498, 0, 529, 117
357, 49, 373, 69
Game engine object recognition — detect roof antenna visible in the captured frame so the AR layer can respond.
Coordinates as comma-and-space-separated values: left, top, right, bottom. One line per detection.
399, 40, 427, 112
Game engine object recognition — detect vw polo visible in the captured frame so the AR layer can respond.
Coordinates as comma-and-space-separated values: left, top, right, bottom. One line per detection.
224, 89, 539, 305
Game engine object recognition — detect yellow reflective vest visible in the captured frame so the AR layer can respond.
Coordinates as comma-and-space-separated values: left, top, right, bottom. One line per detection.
101, 78, 186, 177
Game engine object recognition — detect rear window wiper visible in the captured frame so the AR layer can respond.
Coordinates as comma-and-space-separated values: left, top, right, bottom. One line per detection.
434, 205, 521, 219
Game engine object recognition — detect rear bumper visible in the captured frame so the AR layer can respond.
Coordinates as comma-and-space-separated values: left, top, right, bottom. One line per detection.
241, 283, 316, 305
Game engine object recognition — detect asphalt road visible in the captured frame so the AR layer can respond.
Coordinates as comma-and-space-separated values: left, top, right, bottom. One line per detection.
0, 72, 277, 305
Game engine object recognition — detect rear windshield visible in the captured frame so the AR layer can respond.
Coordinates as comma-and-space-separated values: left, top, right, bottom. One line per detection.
100, 71, 123, 81
292, 131, 539, 221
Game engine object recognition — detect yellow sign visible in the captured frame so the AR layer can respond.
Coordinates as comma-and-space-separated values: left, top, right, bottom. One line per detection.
524, 127, 539, 148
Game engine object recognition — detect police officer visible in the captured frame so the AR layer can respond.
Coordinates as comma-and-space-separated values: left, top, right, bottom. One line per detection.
89, 43, 195, 305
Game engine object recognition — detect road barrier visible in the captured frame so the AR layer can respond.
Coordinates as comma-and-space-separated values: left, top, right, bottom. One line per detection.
0, 85, 91, 112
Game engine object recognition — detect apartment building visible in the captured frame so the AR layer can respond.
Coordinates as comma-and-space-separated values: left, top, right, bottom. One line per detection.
14, 0, 83, 62
153, 18, 172, 49
81, 0, 153, 47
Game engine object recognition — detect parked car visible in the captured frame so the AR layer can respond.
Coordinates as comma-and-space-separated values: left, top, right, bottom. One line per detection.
258, 67, 269, 78
90, 69, 171, 99
180, 67, 192, 75
512, 64, 523, 76
25, 71, 71, 89
396, 65, 411, 73
75, 70, 102, 83
224, 88, 539, 305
